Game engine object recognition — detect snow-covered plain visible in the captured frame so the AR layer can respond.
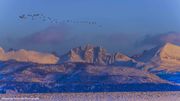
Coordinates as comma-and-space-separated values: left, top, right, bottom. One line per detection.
0, 92, 179, 101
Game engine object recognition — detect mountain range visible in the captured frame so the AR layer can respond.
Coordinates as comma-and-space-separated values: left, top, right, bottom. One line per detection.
0, 42, 180, 93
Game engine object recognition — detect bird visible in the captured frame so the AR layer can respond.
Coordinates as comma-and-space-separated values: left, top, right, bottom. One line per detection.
18, 13, 102, 27
33, 14, 40, 16
47, 17, 51, 20
19, 14, 26, 19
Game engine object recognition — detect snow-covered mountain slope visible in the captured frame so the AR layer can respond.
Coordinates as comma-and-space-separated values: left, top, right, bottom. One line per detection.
0, 60, 167, 84
133, 43, 180, 73
0, 47, 59, 64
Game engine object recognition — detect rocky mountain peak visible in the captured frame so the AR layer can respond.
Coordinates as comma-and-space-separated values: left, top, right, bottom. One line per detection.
61, 44, 108, 64
60, 44, 136, 65
133, 43, 180, 73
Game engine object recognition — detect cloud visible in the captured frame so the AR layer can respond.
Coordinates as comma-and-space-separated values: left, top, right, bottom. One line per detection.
14, 30, 140, 56
136, 32, 180, 48
21, 25, 70, 45
1, 25, 148, 55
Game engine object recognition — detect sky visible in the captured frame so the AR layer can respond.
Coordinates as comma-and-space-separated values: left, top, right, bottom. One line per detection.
0, 0, 180, 56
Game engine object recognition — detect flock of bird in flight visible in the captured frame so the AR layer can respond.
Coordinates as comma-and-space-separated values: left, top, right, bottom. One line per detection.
19, 13, 102, 27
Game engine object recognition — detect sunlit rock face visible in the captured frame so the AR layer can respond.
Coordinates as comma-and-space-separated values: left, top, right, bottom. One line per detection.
133, 43, 180, 73
0, 47, 59, 64
60, 44, 135, 65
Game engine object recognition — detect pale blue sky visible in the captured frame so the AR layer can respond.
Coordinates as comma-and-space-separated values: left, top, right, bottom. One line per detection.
0, 0, 180, 55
